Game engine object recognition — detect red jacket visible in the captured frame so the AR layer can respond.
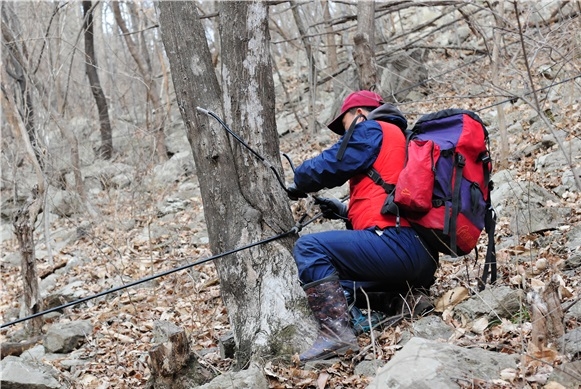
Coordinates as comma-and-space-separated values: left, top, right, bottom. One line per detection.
348, 122, 411, 230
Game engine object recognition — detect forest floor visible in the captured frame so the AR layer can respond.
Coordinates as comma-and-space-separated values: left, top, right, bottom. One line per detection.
1, 49, 581, 388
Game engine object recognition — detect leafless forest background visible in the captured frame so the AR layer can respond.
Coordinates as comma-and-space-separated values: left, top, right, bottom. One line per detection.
1, 1, 580, 387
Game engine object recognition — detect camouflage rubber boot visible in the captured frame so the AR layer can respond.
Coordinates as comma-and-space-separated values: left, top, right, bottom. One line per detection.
299, 275, 359, 362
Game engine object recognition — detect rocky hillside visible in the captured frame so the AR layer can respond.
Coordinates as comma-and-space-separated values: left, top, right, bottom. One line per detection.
1, 2, 580, 388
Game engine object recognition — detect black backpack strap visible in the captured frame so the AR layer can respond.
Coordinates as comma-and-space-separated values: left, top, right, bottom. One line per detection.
478, 150, 492, 192
366, 167, 395, 194
479, 205, 497, 290
366, 168, 399, 227
337, 114, 366, 161
448, 153, 465, 257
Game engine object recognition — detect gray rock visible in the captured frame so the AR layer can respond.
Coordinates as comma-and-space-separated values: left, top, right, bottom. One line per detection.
196, 366, 267, 389
0, 251, 20, 267
20, 344, 47, 361
565, 299, 581, 321
562, 253, 581, 270
109, 170, 134, 189
535, 138, 581, 174
152, 320, 182, 343
454, 286, 525, 321
367, 337, 518, 389
547, 360, 581, 389
152, 151, 195, 185
555, 168, 580, 196
408, 315, 455, 341
558, 326, 581, 357
565, 225, 581, 251
380, 49, 428, 102
276, 112, 299, 136
165, 128, 191, 155
59, 255, 90, 275
37, 227, 78, 261
515, 133, 555, 159
218, 332, 235, 359
46, 188, 83, 217
354, 360, 385, 378
79, 160, 136, 191
43, 320, 93, 353
0, 355, 64, 389
157, 197, 190, 216
53, 280, 88, 301
39, 273, 59, 296
506, 121, 523, 135
138, 223, 169, 242
0, 222, 14, 243
490, 172, 570, 235
174, 180, 201, 201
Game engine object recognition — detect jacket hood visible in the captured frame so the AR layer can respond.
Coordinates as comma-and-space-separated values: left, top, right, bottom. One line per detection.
367, 103, 408, 132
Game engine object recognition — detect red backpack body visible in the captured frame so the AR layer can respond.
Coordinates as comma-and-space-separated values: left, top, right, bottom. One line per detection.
372, 109, 497, 288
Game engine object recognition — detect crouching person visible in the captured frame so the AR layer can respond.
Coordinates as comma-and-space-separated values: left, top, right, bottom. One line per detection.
287, 91, 439, 362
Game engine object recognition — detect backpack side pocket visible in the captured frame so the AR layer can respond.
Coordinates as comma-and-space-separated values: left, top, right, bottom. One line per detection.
394, 139, 441, 213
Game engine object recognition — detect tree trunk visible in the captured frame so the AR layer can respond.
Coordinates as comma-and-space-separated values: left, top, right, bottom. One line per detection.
492, 0, 509, 170
82, 1, 113, 160
146, 321, 214, 388
353, 1, 378, 90
357, 1, 376, 52
112, 1, 168, 162
289, 0, 317, 133
1, 4, 43, 169
322, 0, 339, 95
529, 276, 564, 350
14, 196, 43, 336
2, 82, 45, 336
158, 0, 316, 369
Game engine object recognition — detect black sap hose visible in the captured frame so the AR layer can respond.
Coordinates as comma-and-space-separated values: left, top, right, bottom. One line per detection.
1, 222, 316, 329
196, 107, 293, 194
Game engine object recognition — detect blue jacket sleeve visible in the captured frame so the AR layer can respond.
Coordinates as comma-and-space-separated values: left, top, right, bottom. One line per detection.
293, 121, 383, 192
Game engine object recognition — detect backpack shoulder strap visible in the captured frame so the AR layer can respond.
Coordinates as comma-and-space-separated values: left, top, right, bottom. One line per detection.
366, 167, 396, 194
337, 114, 366, 161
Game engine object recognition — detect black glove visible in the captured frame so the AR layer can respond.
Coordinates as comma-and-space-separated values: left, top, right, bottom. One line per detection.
314, 197, 348, 220
287, 184, 307, 201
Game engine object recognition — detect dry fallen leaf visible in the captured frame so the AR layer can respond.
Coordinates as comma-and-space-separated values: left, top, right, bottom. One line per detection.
500, 368, 518, 382
434, 286, 470, 312
543, 382, 568, 389
530, 277, 546, 292
470, 317, 489, 335
317, 371, 330, 389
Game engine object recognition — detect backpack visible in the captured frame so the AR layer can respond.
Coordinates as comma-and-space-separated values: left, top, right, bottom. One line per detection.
368, 109, 497, 289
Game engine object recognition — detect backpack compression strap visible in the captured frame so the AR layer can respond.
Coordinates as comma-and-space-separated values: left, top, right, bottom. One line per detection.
479, 201, 497, 290
366, 167, 399, 226
337, 114, 366, 161
366, 167, 395, 194
447, 153, 466, 257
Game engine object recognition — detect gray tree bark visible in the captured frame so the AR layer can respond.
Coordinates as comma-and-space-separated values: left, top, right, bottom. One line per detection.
322, 0, 339, 95
158, 0, 315, 369
289, 0, 317, 133
2, 83, 45, 336
82, 1, 113, 160
112, 1, 168, 162
354, 1, 378, 90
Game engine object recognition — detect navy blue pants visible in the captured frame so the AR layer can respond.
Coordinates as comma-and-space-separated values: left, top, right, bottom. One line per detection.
293, 227, 438, 293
